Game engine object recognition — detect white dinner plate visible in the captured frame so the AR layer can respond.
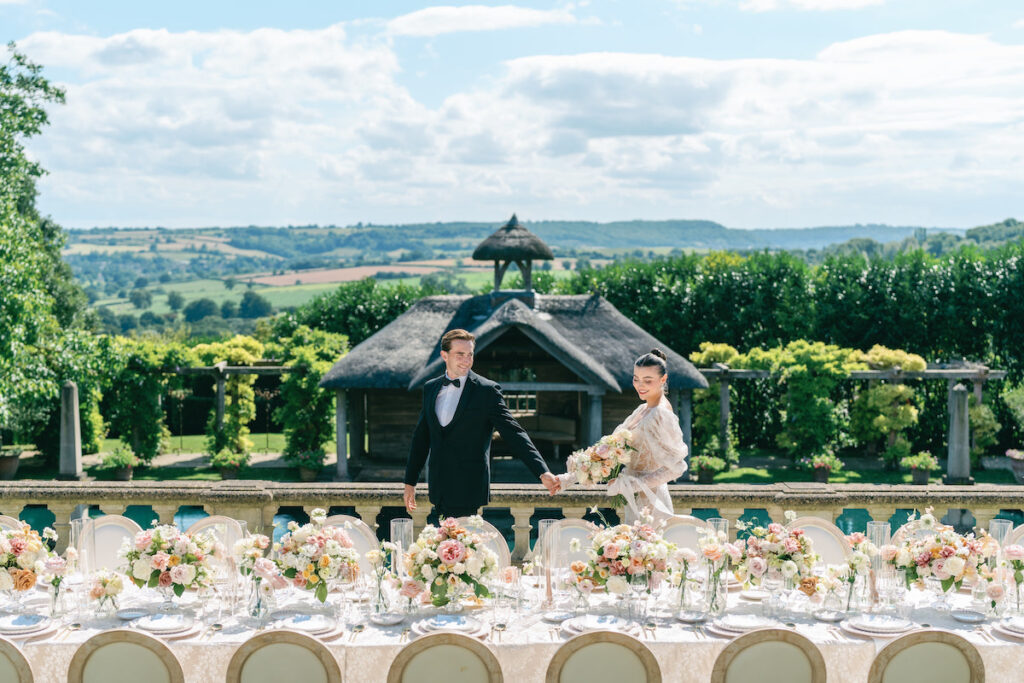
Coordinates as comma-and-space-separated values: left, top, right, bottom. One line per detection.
540, 611, 574, 623
0, 614, 50, 635
839, 620, 910, 639
117, 607, 151, 620
368, 612, 405, 626
411, 618, 488, 639
713, 614, 776, 633
677, 611, 708, 624
135, 613, 194, 634
561, 614, 632, 634
848, 614, 913, 634
1000, 616, 1024, 634
950, 610, 986, 625
740, 589, 769, 602
271, 611, 336, 635
416, 614, 483, 634
992, 622, 1024, 642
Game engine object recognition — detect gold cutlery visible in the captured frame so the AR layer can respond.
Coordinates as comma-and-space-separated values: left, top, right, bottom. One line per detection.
400, 627, 411, 643
493, 623, 506, 642
349, 623, 366, 642
643, 622, 657, 640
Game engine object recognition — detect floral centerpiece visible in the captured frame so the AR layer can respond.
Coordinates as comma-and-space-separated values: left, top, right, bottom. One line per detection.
697, 527, 739, 615
878, 510, 982, 607
233, 534, 284, 622
366, 541, 399, 613
568, 516, 673, 595
405, 516, 498, 608
120, 525, 216, 599
0, 523, 54, 600
276, 508, 360, 602
42, 540, 76, 618
836, 532, 877, 611
1002, 545, 1024, 612
565, 429, 636, 506
733, 513, 818, 587
668, 546, 700, 611
88, 570, 124, 613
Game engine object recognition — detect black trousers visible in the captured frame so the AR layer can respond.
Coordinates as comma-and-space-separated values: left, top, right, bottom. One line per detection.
428, 506, 480, 525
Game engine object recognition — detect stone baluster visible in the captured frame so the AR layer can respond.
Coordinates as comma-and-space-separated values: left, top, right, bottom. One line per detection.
510, 505, 534, 563
98, 503, 127, 517
152, 504, 179, 527
207, 504, 263, 539
260, 506, 278, 540
409, 507, 429, 536
354, 505, 381, 538
971, 508, 999, 534
865, 506, 898, 530
717, 507, 746, 541
562, 506, 588, 521
49, 503, 78, 554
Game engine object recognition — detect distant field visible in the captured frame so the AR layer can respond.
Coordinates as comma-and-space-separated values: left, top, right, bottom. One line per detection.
246, 264, 444, 286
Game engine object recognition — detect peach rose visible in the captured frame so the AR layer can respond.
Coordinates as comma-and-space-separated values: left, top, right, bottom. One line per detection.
702, 545, 724, 563
13, 569, 36, 591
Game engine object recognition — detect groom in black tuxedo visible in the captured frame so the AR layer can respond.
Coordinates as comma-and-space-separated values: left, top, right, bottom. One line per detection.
404, 328, 561, 519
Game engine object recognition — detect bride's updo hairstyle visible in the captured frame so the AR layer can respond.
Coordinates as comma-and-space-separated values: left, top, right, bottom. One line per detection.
635, 348, 668, 377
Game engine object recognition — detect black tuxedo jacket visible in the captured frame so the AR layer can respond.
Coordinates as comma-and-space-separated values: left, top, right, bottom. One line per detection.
404, 370, 549, 511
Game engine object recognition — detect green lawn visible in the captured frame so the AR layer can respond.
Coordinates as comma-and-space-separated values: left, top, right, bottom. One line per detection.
100, 433, 336, 455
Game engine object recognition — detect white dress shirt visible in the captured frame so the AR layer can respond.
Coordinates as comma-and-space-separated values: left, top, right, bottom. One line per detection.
435, 372, 466, 427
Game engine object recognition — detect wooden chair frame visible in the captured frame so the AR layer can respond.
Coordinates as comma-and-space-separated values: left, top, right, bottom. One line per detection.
186, 515, 245, 542
0, 636, 33, 682
661, 515, 710, 547
534, 518, 597, 563
867, 630, 984, 683
1002, 523, 1024, 547
787, 516, 852, 562
710, 628, 826, 683
80, 515, 143, 572
545, 631, 661, 683
226, 629, 342, 683
0, 515, 22, 531
67, 629, 184, 683
387, 632, 503, 683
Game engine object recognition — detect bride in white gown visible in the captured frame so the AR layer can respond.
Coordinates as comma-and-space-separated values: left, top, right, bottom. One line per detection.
605, 349, 689, 523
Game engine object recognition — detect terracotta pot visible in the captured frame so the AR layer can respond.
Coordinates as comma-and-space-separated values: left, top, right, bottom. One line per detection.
219, 467, 240, 480
298, 466, 320, 482
911, 468, 930, 485
813, 467, 830, 483
113, 466, 133, 482
0, 454, 20, 480
697, 469, 715, 485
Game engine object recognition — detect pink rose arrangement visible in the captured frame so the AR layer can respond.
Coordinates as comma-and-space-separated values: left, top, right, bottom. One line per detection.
883, 513, 981, 593
88, 569, 124, 611
405, 516, 498, 607
119, 524, 215, 598
732, 514, 818, 587
569, 517, 673, 596
276, 508, 361, 603
0, 523, 54, 594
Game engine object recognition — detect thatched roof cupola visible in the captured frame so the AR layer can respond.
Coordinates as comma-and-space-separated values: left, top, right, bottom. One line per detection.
472, 214, 553, 294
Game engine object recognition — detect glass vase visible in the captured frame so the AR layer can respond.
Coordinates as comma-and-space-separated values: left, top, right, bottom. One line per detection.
49, 583, 67, 619
704, 562, 726, 617
443, 581, 465, 613
927, 576, 953, 612
247, 579, 272, 627
372, 578, 392, 615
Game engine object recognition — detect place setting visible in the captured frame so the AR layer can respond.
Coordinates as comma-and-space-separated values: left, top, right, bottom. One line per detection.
410, 614, 490, 640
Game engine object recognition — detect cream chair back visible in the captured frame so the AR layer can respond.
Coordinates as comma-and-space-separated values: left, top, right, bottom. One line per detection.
787, 517, 851, 566
227, 630, 341, 683
892, 519, 942, 544
0, 637, 33, 682
868, 631, 982, 683
1002, 524, 1024, 548
186, 515, 246, 547
542, 519, 596, 567
456, 517, 511, 568
546, 631, 660, 683
387, 633, 502, 683
661, 516, 710, 551
324, 514, 378, 575
0, 515, 22, 531
711, 628, 825, 683
67, 630, 184, 683
80, 516, 143, 573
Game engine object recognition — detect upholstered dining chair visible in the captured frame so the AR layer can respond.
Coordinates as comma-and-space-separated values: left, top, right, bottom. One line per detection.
536, 519, 597, 566
710, 628, 826, 683
1001, 523, 1024, 547
227, 630, 342, 683
0, 637, 34, 682
185, 515, 246, 547
456, 517, 511, 567
324, 514, 379, 575
867, 630, 983, 683
79, 515, 142, 573
786, 517, 851, 566
892, 517, 943, 544
0, 515, 22, 531
546, 631, 661, 683
661, 515, 710, 552
67, 629, 184, 683
387, 632, 502, 683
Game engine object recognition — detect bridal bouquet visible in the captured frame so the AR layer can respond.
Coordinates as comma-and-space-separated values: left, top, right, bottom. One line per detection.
879, 514, 981, 592
276, 508, 360, 602
121, 525, 216, 597
405, 516, 498, 607
733, 515, 817, 586
0, 524, 55, 593
568, 518, 673, 595
565, 430, 636, 506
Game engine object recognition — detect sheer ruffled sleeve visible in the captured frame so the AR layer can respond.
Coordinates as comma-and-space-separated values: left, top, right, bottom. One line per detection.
632, 402, 688, 487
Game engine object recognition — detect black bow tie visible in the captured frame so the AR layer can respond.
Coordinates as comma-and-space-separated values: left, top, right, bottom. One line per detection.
442, 376, 461, 388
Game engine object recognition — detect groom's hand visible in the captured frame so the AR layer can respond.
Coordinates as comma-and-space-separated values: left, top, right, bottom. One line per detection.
540, 472, 560, 495
403, 484, 417, 512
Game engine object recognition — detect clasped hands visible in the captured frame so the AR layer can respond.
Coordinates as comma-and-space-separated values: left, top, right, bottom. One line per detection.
403, 473, 562, 513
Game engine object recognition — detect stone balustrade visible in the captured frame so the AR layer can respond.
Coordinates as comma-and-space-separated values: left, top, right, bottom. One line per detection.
2, 481, 1022, 561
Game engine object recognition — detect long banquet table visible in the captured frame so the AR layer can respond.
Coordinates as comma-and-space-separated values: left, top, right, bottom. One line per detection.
11, 583, 1022, 682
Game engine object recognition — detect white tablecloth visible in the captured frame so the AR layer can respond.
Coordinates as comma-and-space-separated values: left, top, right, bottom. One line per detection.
10, 583, 1021, 682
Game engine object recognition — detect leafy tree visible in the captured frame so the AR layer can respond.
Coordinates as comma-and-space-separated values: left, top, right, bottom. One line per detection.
238, 290, 272, 318
183, 298, 218, 322
224, 277, 237, 290
221, 300, 238, 318
166, 291, 184, 311
194, 335, 263, 456
134, 277, 149, 289
128, 288, 153, 309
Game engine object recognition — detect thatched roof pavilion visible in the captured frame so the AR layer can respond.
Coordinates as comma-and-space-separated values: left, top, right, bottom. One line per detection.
320, 216, 707, 481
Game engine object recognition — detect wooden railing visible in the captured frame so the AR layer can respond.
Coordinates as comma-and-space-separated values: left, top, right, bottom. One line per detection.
3, 481, 1022, 561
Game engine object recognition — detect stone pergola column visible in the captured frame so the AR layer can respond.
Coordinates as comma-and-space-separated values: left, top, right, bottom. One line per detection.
945, 383, 973, 485
335, 389, 350, 481
59, 381, 84, 480
586, 389, 603, 445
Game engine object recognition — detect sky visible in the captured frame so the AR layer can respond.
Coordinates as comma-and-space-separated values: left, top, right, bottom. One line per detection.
3, 0, 1023, 229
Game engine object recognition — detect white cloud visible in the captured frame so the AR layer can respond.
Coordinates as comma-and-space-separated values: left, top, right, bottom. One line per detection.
1014, 19, 1024, 29
388, 5, 578, 37
740, 0, 885, 10
18, 25, 1024, 227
